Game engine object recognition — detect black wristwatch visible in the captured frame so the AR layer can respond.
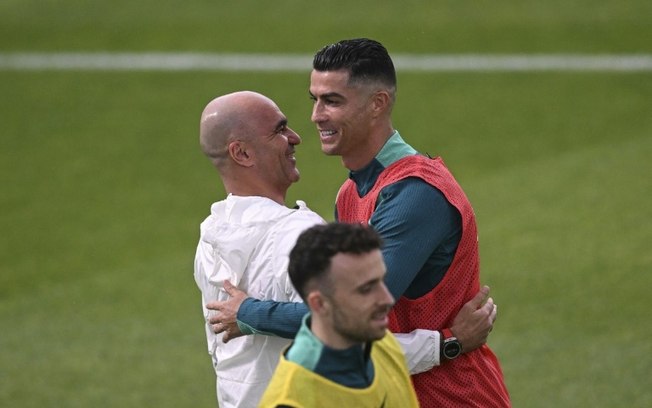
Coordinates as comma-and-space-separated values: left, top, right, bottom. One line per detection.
441, 328, 462, 360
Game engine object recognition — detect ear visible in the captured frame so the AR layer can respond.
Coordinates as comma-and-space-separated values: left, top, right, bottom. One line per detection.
228, 140, 254, 167
370, 90, 391, 117
306, 291, 329, 314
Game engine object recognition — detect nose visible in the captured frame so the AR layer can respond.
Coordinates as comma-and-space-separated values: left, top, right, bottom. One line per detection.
379, 282, 395, 307
311, 101, 324, 124
287, 127, 301, 145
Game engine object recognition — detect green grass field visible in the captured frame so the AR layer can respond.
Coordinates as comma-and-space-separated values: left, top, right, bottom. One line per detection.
2, 1, 651, 407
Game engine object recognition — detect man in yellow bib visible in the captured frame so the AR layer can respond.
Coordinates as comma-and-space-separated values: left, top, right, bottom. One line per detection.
259, 223, 418, 408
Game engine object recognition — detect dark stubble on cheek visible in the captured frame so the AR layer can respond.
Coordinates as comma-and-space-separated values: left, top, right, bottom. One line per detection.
331, 304, 371, 344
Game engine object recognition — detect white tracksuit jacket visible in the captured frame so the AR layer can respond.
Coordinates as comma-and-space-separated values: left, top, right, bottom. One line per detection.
194, 195, 325, 408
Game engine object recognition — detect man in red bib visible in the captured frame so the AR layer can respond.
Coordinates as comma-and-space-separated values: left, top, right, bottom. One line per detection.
309, 38, 510, 407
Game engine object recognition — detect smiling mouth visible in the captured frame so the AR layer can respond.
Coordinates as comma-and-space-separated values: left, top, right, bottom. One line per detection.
372, 311, 389, 322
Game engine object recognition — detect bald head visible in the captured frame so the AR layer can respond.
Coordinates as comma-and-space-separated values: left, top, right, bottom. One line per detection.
199, 91, 277, 168
198, 91, 302, 204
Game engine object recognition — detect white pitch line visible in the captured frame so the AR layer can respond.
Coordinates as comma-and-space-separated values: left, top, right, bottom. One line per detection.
1, 52, 652, 72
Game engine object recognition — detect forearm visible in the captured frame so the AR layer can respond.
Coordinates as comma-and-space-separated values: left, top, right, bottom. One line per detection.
394, 329, 440, 374
237, 298, 308, 339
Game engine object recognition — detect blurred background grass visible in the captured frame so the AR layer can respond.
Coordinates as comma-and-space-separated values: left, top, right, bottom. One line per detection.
1, 1, 651, 407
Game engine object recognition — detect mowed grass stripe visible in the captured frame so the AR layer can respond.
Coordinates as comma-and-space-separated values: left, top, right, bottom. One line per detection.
1, 52, 652, 72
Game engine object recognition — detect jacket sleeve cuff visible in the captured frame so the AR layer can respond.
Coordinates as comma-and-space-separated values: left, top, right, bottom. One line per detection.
393, 328, 441, 374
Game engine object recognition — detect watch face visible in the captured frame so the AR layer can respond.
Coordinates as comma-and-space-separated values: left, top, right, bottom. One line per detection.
444, 340, 462, 359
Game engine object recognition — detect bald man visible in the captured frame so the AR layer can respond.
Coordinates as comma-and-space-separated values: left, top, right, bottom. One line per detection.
194, 91, 326, 408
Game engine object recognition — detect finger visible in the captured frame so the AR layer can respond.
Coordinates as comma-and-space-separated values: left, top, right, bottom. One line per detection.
482, 297, 494, 312
208, 314, 221, 325
490, 304, 498, 323
222, 281, 238, 296
479, 286, 490, 305
206, 301, 221, 311
468, 286, 490, 310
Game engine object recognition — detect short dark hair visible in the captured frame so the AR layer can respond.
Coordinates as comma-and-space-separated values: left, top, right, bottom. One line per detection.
312, 38, 396, 89
288, 223, 383, 300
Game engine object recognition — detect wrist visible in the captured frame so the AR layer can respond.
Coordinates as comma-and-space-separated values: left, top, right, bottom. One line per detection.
440, 328, 462, 361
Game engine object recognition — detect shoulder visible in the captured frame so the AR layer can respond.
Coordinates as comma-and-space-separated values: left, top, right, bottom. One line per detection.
273, 205, 325, 236
372, 178, 459, 233
288, 201, 327, 224
262, 208, 325, 258
381, 177, 447, 203
377, 178, 454, 220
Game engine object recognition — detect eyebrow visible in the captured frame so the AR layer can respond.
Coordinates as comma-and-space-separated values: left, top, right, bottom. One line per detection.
355, 276, 383, 291
309, 91, 345, 100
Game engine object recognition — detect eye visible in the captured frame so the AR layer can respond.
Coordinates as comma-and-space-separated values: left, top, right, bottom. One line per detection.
325, 98, 341, 107
357, 283, 373, 294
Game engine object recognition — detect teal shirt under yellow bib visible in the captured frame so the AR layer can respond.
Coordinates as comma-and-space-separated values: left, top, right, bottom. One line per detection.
259, 326, 418, 408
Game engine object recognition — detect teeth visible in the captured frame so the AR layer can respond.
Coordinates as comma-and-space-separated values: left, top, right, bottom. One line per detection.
321, 130, 336, 136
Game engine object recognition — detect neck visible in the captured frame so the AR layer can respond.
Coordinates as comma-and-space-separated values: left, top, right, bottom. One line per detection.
341, 126, 395, 171
222, 179, 287, 205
